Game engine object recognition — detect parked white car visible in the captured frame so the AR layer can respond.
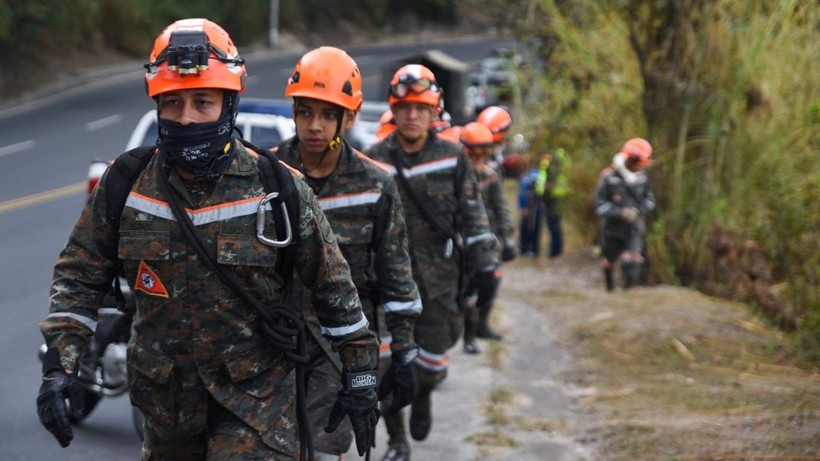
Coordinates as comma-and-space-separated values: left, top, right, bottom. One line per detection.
125, 109, 295, 150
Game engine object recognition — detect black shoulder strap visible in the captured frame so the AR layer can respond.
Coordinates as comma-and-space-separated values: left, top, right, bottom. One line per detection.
238, 139, 300, 288
389, 148, 454, 242
105, 146, 155, 223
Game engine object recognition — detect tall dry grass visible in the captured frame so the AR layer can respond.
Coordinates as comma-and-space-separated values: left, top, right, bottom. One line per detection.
512, 0, 819, 361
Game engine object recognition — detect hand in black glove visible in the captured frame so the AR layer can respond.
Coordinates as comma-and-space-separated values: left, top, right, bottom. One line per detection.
378, 348, 418, 414
325, 371, 380, 456
36, 347, 84, 448
501, 241, 517, 262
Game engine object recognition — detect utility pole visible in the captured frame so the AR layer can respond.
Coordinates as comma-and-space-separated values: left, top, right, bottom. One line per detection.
268, 0, 279, 48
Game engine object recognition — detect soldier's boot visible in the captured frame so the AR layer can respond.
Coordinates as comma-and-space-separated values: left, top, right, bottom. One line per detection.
314, 451, 343, 461
382, 439, 411, 461
463, 305, 480, 354
604, 268, 615, 292
409, 385, 433, 441
622, 262, 641, 289
476, 303, 503, 340
382, 409, 410, 461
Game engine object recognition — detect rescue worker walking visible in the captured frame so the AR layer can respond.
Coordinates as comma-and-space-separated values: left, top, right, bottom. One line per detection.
37, 19, 379, 460
459, 123, 517, 354
595, 137, 656, 291
365, 64, 497, 461
535, 148, 571, 259
274, 46, 422, 461
476, 105, 513, 177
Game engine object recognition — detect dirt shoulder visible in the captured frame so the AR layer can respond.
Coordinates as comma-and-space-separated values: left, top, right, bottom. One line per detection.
499, 249, 819, 460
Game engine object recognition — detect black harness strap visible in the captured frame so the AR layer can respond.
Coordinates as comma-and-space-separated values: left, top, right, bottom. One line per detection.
104, 142, 310, 460
389, 148, 468, 311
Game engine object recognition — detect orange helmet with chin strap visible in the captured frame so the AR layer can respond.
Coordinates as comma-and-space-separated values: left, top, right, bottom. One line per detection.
144, 18, 247, 97
388, 64, 442, 110
285, 46, 363, 111
477, 105, 512, 143
621, 137, 653, 165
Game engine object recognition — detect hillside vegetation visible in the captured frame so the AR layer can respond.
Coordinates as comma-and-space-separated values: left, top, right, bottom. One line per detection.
504, 0, 818, 363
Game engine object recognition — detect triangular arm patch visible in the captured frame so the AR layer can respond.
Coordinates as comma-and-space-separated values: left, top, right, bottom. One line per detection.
134, 260, 169, 298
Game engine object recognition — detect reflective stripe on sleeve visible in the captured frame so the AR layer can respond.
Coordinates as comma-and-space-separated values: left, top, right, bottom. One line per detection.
415, 347, 449, 372
46, 312, 97, 332
319, 312, 369, 337
383, 298, 422, 314
378, 336, 392, 358
465, 232, 496, 246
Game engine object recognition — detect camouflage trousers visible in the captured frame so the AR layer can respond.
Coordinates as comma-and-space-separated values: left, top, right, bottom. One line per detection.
305, 351, 353, 455
141, 396, 293, 461
413, 289, 463, 388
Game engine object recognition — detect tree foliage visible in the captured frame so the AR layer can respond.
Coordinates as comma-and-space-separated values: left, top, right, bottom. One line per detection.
0, 0, 461, 93
516, 0, 819, 359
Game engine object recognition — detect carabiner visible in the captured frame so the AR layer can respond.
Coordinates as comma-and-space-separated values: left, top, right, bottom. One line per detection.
256, 192, 292, 247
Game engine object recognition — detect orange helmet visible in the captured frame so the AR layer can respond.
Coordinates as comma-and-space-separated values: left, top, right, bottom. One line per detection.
460, 122, 495, 155
437, 125, 463, 144
388, 64, 442, 110
285, 46, 363, 111
376, 109, 396, 140
144, 18, 247, 97
477, 105, 512, 143
621, 137, 653, 165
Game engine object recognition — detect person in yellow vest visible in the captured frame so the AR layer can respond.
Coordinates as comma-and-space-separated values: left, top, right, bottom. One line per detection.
535, 148, 571, 258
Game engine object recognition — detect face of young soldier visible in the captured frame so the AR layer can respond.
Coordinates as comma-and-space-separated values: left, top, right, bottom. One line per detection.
293, 97, 356, 156
392, 102, 436, 144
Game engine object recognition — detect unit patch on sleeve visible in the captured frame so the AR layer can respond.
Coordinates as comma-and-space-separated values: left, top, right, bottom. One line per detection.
134, 260, 169, 298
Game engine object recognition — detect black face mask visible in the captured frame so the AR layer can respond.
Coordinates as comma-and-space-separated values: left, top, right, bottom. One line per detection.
158, 109, 236, 179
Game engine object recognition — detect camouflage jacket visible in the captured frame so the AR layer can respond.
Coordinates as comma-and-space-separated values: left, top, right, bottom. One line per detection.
276, 138, 421, 360
595, 154, 656, 237
474, 161, 516, 245
365, 130, 497, 307
40, 141, 375, 454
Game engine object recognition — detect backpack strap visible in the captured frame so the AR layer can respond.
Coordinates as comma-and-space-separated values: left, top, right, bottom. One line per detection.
105, 146, 155, 224
238, 139, 300, 297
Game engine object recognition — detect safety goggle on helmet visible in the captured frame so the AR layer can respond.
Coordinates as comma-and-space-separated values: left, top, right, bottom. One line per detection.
144, 18, 247, 98
388, 64, 442, 110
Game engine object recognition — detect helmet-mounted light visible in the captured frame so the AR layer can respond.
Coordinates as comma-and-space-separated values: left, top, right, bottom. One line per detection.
145, 29, 245, 76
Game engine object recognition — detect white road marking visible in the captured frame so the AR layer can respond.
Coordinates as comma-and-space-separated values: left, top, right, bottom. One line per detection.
85, 114, 122, 131
0, 140, 36, 157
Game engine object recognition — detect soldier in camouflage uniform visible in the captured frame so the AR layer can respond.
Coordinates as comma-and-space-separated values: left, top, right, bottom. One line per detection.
36, 19, 379, 461
365, 64, 498, 461
458, 123, 517, 354
273, 47, 422, 461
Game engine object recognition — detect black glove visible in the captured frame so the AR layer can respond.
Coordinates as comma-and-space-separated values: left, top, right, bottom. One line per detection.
378, 347, 418, 414
36, 347, 84, 448
325, 370, 380, 456
501, 241, 517, 262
